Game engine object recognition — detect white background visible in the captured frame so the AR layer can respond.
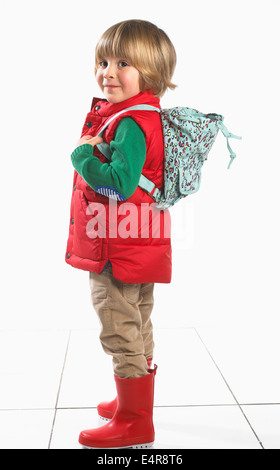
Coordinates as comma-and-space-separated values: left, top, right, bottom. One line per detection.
0, 0, 279, 331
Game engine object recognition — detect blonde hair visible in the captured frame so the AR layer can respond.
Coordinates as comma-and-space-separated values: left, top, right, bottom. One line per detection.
95, 20, 177, 97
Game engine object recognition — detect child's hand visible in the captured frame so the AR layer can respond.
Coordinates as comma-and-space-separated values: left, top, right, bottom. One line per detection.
76, 135, 103, 148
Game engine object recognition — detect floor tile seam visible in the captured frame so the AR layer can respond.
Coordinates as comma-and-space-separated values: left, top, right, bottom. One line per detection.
47, 330, 72, 449
194, 328, 264, 449
0, 404, 240, 412
2, 402, 280, 412
0, 326, 195, 333
56, 404, 240, 410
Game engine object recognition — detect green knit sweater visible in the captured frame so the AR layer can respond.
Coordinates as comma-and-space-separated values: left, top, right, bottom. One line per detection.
71, 117, 146, 200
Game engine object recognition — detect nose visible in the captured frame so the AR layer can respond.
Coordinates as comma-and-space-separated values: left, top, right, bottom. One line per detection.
104, 63, 116, 79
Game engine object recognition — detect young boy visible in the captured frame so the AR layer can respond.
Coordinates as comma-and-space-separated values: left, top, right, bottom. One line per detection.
65, 19, 176, 448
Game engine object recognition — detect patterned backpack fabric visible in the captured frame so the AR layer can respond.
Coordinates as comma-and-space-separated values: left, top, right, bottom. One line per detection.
96, 105, 242, 210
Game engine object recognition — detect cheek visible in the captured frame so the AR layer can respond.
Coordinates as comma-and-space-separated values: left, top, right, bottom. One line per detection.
123, 71, 140, 91
96, 70, 103, 86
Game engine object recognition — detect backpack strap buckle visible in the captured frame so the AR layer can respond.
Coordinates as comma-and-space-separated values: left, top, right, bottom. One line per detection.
138, 174, 161, 202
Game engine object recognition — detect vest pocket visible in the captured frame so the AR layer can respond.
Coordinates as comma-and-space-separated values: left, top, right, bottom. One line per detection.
72, 189, 104, 261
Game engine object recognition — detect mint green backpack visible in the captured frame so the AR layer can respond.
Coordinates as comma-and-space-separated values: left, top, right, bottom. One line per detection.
97, 105, 242, 209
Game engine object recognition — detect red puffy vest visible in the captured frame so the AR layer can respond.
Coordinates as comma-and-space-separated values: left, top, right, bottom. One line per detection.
65, 91, 172, 283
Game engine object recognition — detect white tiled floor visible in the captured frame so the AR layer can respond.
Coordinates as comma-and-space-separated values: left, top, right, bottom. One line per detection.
0, 326, 279, 449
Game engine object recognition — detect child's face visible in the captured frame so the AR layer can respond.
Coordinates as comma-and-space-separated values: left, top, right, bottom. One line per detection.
96, 57, 141, 103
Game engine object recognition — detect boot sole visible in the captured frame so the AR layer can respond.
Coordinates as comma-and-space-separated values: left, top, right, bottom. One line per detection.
80, 441, 154, 449
98, 415, 111, 422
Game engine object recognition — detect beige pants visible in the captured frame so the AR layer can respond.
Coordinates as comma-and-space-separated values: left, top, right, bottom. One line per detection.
89, 263, 155, 379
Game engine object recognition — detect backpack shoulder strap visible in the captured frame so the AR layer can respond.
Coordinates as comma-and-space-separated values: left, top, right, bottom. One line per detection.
97, 104, 159, 141
96, 104, 159, 161
95, 104, 161, 199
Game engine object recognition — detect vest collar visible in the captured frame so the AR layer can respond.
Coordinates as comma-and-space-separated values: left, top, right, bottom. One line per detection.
94, 91, 161, 117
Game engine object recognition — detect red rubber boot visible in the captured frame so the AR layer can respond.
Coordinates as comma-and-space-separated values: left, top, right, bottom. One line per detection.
79, 365, 157, 449
97, 357, 153, 421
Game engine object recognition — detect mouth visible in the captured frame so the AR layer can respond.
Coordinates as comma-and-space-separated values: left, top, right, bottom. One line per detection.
104, 85, 120, 88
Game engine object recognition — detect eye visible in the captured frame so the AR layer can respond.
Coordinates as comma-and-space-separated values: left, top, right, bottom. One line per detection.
118, 61, 128, 68
99, 60, 108, 68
